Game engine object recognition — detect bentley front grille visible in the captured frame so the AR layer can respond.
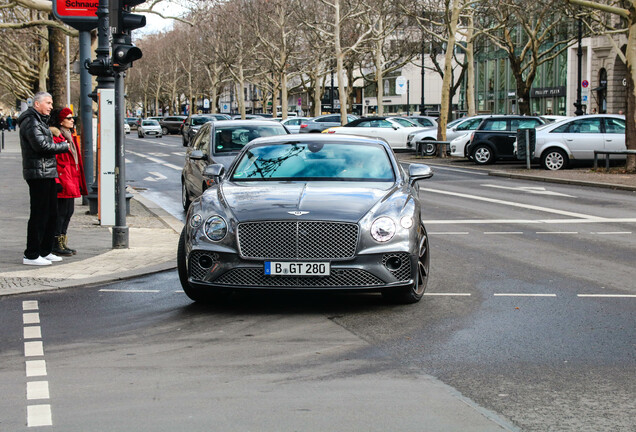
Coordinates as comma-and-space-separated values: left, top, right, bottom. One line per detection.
189, 250, 219, 282
382, 252, 412, 282
214, 268, 383, 288
237, 221, 358, 259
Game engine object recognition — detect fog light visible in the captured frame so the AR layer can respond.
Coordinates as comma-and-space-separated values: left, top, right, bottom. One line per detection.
198, 254, 215, 269
385, 256, 402, 271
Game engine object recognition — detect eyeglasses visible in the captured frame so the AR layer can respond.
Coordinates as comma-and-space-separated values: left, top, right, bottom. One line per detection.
64, 116, 74, 120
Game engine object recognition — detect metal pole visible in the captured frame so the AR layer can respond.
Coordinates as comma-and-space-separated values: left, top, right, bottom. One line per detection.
66, 35, 71, 107
420, 23, 426, 115
113, 62, 128, 248
330, 67, 335, 114
525, 129, 531, 170
79, 30, 94, 205
574, 15, 584, 116
407, 80, 410, 116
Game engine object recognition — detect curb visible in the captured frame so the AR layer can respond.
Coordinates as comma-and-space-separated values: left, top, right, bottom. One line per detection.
488, 171, 636, 192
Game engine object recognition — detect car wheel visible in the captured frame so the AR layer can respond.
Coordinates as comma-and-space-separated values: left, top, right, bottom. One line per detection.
178, 228, 231, 303
422, 140, 437, 156
162, 127, 168, 135
472, 145, 494, 165
382, 225, 430, 304
181, 180, 191, 211
157, 134, 162, 138
541, 148, 568, 171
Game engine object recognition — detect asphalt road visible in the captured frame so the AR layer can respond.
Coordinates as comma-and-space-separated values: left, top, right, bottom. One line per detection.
0, 132, 634, 431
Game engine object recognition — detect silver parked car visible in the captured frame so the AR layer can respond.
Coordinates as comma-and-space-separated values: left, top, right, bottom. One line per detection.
137, 119, 162, 138
178, 134, 433, 304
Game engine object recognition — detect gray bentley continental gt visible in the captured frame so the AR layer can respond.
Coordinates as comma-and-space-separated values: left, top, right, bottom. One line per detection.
177, 134, 433, 304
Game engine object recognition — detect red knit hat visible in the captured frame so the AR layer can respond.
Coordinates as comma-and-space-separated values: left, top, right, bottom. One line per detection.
58, 107, 73, 122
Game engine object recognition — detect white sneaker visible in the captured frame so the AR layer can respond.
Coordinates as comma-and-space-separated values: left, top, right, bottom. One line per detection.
42, 253, 63, 262
23, 256, 52, 266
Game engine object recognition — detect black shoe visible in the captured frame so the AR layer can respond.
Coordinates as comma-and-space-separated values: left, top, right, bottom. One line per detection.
53, 236, 73, 257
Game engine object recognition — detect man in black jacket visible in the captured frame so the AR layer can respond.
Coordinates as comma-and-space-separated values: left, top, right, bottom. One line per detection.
18, 92, 70, 266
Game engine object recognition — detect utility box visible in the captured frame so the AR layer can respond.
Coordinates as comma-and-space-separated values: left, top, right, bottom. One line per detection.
516, 127, 536, 161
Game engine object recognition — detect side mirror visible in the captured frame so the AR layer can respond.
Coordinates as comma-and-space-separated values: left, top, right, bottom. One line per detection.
189, 150, 207, 160
203, 164, 225, 183
408, 164, 433, 184
392, 125, 399, 130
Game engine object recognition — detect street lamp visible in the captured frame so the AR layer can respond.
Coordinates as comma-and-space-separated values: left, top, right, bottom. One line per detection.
573, 13, 584, 116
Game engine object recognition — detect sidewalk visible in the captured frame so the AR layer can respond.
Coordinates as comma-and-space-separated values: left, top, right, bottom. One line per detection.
1, 130, 634, 297
0, 129, 183, 296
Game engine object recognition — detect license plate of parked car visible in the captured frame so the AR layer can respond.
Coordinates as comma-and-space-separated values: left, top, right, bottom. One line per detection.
264, 261, 330, 276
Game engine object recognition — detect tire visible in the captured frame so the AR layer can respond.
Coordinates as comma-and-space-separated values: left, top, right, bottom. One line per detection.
472, 144, 494, 165
157, 134, 163, 138
162, 126, 168, 135
181, 180, 191, 211
422, 140, 437, 156
177, 228, 231, 303
382, 225, 430, 304
541, 148, 568, 171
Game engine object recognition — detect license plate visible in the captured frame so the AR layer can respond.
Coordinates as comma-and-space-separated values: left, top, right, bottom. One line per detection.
264, 261, 330, 276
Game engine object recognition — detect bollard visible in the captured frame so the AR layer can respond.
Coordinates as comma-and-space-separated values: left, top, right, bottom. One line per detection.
1, 128, 4, 152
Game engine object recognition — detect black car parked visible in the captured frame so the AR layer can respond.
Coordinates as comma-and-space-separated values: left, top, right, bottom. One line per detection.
159, 115, 186, 135
466, 115, 545, 165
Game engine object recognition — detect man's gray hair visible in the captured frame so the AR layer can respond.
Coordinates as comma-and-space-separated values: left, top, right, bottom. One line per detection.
33, 91, 52, 103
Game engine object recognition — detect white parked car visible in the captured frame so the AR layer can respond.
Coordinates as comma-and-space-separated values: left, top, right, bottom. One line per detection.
449, 133, 472, 158
124, 122, 131, 134
324, 116, 426, 149
138, 119, 163, 138
517, 114, 625, 170
408, 115, 491, 156
279, 117, 310, 133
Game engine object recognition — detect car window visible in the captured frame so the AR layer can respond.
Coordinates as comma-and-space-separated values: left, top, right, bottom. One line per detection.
604, 118, 625, 134
376, 120, 394, 128
481, 120, 507, 131
232, 143, 395, 181
142, 120, 159, 126
318, 115, 339, 123
192, 117, 214, 126
511, 119, 542, 130
555, 118, 602, 134
393, 118, 416, 127
354, 120, 374, 128
214, 124, 288, 154
457, 118, 482, 130
192, 124, 210, 152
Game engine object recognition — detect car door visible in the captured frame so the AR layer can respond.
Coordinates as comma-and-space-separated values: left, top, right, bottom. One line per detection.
189, 125, 211, 198
447, 117, 483, 141
603, 117, 626, 156
556, 118, 604, 160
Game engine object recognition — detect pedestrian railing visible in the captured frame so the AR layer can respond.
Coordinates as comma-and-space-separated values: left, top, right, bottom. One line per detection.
593, 150, 636, 169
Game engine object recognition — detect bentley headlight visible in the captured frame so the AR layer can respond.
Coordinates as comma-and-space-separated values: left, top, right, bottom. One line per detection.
204, 215, 227, 241
400, 216, 413, 229
190, 213, 203, 228
371, 217, 396, 242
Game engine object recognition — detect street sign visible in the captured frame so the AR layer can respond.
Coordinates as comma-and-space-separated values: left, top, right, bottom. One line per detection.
395, 76, 407, 95
581, 80, 589, 88
53, 0, 98, 30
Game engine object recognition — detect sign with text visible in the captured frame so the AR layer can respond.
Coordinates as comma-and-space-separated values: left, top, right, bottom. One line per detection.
53, 0, 98, 30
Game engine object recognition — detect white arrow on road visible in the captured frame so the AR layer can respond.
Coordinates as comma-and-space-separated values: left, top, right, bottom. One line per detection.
144, 172, 167, 182
482, 184, 575, 197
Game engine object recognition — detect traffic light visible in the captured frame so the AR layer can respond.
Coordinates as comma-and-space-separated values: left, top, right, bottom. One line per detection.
109, 0, 146, 35
112, 35, 143, 71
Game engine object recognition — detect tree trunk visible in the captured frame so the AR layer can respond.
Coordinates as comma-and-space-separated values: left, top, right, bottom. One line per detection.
625, 15, 636, 172
466, 14, 476, 117
437, 0, 460, 157
48, 26, 67, 105
375, 36, 384, 116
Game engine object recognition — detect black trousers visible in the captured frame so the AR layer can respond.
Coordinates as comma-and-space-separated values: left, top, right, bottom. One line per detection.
55, 198, 75, 236
24, 178, 58, 260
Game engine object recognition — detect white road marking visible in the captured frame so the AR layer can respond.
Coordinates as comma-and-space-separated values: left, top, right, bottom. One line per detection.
26, 360, 47, 377
27, 404, 52, 427
429, 231, 469, 235
592, 232, 632, 235
494, 293, 557, 297
99, 289, 161, 293
420, 187, 604, 220
23, 300, 38, 310
484, 231, 523, 235
143, 171, 168, 182
27, 381, 50, 400
424, 164, 489, 176
536, 231, 578, 235
23, 313, 40, 324
24, 326, 42, 339
577, 294, 636, 298
172, 152, 184, 157
424, 293, 472, 296
25, 341, 44, 357
148, 152, 169, 157
482, 184, 575, 197
127, 149, 182, 170
423, 218, 636, 224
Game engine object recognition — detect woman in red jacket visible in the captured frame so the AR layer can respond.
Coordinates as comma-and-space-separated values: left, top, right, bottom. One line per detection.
49, 107, 87, 256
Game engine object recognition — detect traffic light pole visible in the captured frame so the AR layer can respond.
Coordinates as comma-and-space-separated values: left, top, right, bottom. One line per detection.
113, 57, 128, 248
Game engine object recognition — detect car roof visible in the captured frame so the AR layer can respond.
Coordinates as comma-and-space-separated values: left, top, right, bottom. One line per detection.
243, 133, 391, 148
209, 119, 289, 127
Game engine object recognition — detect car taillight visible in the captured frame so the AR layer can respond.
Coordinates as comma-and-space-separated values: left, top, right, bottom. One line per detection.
470, 132, 475, 142
300, 124, 307, 128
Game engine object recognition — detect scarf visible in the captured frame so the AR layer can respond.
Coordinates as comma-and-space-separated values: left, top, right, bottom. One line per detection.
60, 126, 79, 167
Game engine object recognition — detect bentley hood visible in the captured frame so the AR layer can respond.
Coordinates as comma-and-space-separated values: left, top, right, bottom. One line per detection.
218, 181, 400, 223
